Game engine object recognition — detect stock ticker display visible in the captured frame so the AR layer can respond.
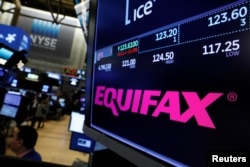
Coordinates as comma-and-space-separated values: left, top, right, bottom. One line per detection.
90, 0, 250, 166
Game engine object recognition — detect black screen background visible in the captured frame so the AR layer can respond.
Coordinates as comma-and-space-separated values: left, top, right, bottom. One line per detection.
89, 0, 250, 166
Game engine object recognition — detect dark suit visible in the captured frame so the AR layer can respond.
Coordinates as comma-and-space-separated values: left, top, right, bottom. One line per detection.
22, 149, 42, 161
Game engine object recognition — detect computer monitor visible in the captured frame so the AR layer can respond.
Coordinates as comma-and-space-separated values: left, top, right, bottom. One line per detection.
0, 104, 19, 118
3, 91, 22, 106
47, 72, 61, 80
83, 0, 250, 167
68, 111, 85, 134
10, 79, 18, 87
0, 47, 14, 65
69, 132, 95, 153
51, 95, 58, 101
58, 98, 65, 108
25, 73, 39, 81
41, 84, 50, 93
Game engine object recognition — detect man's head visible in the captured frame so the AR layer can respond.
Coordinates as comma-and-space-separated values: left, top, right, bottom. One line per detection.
7, 125, 38, 155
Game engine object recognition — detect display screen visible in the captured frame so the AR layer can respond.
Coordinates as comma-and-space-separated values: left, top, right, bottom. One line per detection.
69, 112, 85, 134
41, 84, 50, 93
51, 95, 57, 101
10, 79, 18, 87
0, 104, 19, 118
26, 73, 39, 81
3, 92, 22, 106
69, 132, 96, 153
58, 98, 65, 107
85, 0, 250, 167
0, 48, 14, 59
0, 47, 14, 65
47, 72, 61, 80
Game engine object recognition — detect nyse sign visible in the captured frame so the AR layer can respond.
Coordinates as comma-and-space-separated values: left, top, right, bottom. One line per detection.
30, 34, 58, 49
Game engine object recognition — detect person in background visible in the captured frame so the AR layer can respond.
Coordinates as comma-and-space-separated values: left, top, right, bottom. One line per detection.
26, 92, 39, 121
6, 125, 42, 161
70, 89, 81, 112
31, 94, 50, 129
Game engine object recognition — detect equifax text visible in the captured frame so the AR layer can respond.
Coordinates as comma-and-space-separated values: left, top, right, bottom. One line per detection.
94, 86, 223, 129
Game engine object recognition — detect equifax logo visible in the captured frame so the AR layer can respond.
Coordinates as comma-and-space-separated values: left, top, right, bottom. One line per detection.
94, 86, 224, 129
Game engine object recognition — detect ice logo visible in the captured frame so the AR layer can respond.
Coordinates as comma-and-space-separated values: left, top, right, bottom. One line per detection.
125, 0, 156, 25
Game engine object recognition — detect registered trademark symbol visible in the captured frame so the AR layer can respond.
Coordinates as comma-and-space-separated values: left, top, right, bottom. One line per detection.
227, 92, 237, 102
